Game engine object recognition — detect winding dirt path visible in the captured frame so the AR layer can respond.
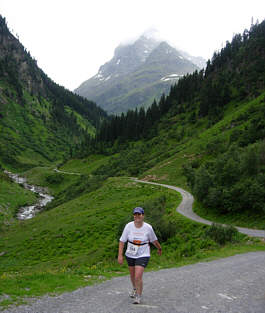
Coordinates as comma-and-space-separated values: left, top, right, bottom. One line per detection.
133, 179, 265, 238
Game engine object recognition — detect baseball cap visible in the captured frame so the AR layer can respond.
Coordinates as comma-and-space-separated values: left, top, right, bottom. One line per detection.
133, 207, 144, 214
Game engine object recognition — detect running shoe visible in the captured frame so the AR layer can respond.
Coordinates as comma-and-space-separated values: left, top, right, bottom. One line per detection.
133, 294, 141, 304
129, 288, 137, 298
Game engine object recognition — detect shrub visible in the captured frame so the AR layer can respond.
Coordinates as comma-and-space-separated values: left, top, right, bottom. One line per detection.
180, 240, 197, 257
116, 195, 177, 243
45, 173, 64, 184
205, 223, 239, 245
143, 196, 177, 242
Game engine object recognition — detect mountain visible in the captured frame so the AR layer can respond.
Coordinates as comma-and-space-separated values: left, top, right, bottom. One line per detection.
75, 35, 204, 114
92, 19, 265, 215
177, 49, 206, 69
0, 15, 107, 170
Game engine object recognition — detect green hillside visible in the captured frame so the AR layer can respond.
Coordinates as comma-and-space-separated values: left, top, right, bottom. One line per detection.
0, 15, 107, 171
0, 19, 265, 309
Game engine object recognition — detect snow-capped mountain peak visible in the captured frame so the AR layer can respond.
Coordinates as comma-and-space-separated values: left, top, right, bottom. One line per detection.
75, 32, 206, 114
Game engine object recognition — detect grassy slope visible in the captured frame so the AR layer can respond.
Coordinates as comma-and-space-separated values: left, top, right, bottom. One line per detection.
143, 94, 264, 180
0, 81, 96, 171
64, 106, 95, 135
58, 155, 111, 176
137, 92, 265, 228
0, 87, 58, 169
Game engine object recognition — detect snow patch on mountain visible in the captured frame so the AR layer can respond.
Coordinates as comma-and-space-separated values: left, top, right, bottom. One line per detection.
161, 74, 183, 82
105, 75, 111, 81
94, 71, 105, 81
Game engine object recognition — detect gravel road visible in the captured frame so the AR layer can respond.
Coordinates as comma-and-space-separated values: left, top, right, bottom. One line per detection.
134, 179, 265, 238
2, 252, 265, 313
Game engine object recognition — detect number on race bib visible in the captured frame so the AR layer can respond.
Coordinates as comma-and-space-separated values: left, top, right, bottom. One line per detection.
126, 242, 139, 256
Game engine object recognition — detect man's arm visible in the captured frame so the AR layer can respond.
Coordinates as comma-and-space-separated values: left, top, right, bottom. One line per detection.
118, 241, 125, 264
152, 240, 162, 256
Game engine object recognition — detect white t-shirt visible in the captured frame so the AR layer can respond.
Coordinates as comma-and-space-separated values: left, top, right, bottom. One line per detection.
120, 221, 158, 258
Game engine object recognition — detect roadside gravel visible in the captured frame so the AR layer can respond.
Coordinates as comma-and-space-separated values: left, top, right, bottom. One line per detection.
2, 252, 265, 313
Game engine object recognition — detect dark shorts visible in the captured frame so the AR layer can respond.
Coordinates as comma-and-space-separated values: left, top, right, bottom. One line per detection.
126, 256, 150, 268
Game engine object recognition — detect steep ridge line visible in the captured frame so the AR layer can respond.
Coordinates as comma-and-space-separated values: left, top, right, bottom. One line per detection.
133, 179, 265, 238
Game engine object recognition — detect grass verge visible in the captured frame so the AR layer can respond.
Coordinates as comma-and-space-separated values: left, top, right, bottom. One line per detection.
193, 201, 265, 230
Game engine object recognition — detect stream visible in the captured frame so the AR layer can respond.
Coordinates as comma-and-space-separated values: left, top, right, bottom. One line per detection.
4, 170, 54, 220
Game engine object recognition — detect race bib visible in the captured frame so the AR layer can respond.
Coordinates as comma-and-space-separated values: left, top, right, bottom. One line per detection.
126, 242, 139, 256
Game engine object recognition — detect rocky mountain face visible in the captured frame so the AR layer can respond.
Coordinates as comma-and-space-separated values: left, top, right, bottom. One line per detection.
75, 35, 205, 114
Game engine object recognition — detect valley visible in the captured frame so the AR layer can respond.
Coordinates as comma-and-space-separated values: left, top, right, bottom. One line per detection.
0, 14, 265, 310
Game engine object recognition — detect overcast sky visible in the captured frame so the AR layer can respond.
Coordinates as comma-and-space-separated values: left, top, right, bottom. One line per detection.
1, 0, 264, 91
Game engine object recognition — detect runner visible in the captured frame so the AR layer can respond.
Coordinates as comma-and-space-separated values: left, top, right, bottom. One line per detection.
118, 207, 162, 304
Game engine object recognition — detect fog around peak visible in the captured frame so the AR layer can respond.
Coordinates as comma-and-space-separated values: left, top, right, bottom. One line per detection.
119, 28, 164, 46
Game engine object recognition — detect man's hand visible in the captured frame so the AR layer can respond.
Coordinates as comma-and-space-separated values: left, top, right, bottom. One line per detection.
118, 255, 123, 265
